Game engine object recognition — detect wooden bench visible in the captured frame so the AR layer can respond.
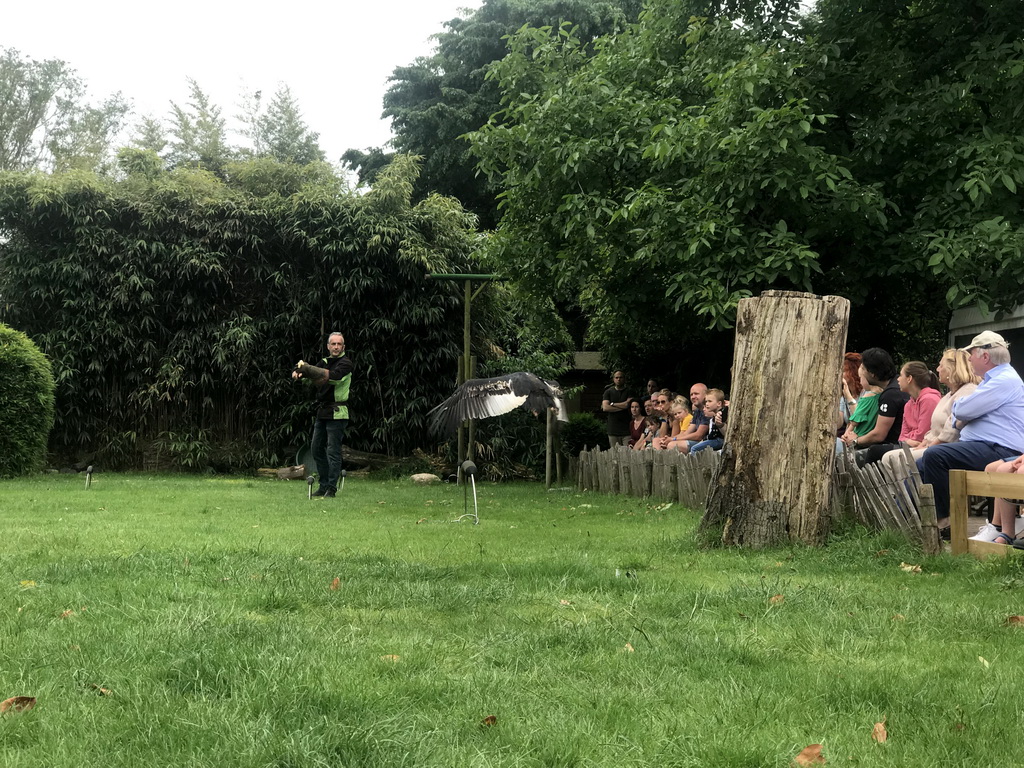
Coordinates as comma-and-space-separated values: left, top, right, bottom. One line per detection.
949, 469, 1024, 558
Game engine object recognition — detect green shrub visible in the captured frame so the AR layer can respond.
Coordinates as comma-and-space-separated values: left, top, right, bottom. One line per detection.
0, 324, 56, 476
559, 412, 607, 457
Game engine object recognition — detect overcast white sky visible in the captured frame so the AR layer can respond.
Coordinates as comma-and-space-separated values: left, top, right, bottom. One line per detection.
6, 0, 485, 163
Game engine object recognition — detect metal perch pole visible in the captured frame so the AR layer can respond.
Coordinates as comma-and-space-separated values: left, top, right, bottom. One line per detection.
454, 460, 479, 524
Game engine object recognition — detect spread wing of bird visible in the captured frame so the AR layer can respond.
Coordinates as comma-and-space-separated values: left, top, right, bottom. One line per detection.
428, 372, 569, 436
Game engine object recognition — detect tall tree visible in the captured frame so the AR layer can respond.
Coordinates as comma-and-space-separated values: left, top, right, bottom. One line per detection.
806, 0, 1024, 323
468, 0, 1024, 365
167, 78, 233, 174
130, 115, 169, 155
237, 84, 325, 165
0, 47, 128, 172
345, 0, 643, 228
468, 0, 865, 361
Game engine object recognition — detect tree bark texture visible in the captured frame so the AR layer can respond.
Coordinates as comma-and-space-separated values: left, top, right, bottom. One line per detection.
701, 291, 850, 547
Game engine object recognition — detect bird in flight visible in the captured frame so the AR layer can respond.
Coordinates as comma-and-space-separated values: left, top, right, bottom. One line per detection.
428, 372, 569, 436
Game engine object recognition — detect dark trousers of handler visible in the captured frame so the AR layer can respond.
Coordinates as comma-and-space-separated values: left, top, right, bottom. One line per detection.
312, 418, 348, 493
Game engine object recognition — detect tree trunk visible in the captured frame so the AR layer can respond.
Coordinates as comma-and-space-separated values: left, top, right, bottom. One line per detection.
701, 291, 850, 547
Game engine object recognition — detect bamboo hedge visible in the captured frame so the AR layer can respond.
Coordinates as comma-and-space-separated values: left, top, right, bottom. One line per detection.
0, 153, 478, 470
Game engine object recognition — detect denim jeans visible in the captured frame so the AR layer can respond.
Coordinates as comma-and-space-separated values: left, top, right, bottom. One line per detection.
312, 418, 348, 492
690, 438, 724, 454
917, 440, 1017, 520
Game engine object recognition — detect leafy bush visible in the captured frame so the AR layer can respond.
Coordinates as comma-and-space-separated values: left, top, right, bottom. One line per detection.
0, 324, 55, 476
559, 412, 607, 458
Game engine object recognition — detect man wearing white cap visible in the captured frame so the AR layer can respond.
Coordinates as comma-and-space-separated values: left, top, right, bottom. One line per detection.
918, 330, 1024, 533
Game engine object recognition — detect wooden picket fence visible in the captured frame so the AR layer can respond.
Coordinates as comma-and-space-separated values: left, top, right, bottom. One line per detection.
575, 445, 720, 509
575, 444, 940, 553
834, 446, 940, 553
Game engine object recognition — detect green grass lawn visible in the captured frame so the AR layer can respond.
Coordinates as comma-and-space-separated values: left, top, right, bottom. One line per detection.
2, 472, 1023, 767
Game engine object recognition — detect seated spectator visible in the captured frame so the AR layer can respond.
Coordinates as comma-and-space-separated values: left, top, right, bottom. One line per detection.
682, 389, 728, 455
840, 365, 882, 452
654, 399, 692, 450
839, 352, 864, 435
841, 347, 909, 466
913, 348, 980, 457
665, 383, 710, 450
881, 348, 980, 469
647, 390, 671, 420
632, 415, 662, 451
897, 361, 941, 446
919, 331, 1024, 535
971, 455, 1024, 544
871, 360, 941, 464
627, 398, 647, 447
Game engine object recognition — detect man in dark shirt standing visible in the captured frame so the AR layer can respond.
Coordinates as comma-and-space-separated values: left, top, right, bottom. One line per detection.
602, 371, 631, 448
844, 347, 908, 466
293, 331, 354, 498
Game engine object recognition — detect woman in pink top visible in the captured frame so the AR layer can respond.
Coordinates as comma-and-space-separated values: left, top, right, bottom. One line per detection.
897, 361, 941, 445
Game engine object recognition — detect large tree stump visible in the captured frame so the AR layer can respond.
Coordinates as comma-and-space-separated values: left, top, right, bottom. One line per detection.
701, 291, 849, 547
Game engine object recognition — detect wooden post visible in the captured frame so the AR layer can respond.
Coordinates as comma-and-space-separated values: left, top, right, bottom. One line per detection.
545, 408, 554, 489
918, 484, 941, 555
701, 291, 850, 547
949, 470, 969, 555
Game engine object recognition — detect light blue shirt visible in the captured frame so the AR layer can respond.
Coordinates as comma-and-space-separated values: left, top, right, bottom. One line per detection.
952, 363, 1024, 452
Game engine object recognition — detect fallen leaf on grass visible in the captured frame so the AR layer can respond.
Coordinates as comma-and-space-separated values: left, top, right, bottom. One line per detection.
769, 594, 785, 605
559, 599, 572, 606
416, 518, 428, 524
0, 696, 36, 714
59, 609, 74, 619
874, 549, 890, 557
89, 684, 113, 696
1005, 615, 1024, 626
793, 743, 825, 766
481, 715, 497, 726
330, 577, 341, 591
19, 580, 36, 589
380, 655, 401, 663
898, 562, 922, 573
979, 656, 990, 669
872, 719, 888, 743
891, 614, 905, 622
623, 643, 635, 653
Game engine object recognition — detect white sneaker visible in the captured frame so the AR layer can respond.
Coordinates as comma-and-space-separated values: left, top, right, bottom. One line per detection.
970, 523, 1002, 542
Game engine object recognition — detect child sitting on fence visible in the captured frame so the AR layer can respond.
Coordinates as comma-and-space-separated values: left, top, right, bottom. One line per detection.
682, 389, 729, 454
839, 370, 883, 454
654, 400, 693, 450
632, 416, 662, 450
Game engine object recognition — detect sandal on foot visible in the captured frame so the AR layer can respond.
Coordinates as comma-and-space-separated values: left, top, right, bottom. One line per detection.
993, 532, 1014, 545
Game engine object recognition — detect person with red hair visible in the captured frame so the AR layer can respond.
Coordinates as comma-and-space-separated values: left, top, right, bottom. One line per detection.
838, 352, 863, 438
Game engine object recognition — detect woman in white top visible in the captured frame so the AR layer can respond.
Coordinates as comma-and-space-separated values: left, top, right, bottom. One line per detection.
911, 347, 980, 459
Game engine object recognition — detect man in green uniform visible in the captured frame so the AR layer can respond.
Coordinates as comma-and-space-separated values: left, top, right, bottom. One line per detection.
293, 332, 353, 498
